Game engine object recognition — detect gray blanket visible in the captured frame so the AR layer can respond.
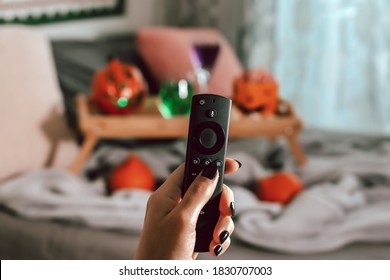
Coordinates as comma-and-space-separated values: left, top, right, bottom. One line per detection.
0, 130, 390, 254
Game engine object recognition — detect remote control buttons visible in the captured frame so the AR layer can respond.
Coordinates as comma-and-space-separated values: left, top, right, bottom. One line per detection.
202, 158, 212, 166
199, 128, 217, 149
192, 157, 201, 165
194, 122, 225, 155
206, 109, 217, 118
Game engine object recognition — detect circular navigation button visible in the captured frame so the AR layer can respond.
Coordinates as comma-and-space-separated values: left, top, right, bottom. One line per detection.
199, 128, 217, 149
193, 122, 226, 155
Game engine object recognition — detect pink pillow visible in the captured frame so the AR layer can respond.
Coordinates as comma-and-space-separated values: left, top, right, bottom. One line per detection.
137, 27, 243, 97
0, 25, 78, 181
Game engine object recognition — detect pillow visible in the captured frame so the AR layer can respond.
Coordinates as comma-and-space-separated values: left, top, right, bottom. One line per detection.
136, 27, 243, 97
0, 25, 78, 181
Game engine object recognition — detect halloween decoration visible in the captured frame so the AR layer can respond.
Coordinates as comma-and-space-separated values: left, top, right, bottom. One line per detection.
92, 57, 148, 114
233, 68, 278, 115
158, 79, 194, 118
110, 154, 155, 192
257, 172, 303, 205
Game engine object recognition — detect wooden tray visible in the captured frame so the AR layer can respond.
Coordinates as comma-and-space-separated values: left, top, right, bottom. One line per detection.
69, 95, 306, 174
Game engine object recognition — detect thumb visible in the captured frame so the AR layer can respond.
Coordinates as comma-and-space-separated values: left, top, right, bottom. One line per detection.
177, 164, 219, 222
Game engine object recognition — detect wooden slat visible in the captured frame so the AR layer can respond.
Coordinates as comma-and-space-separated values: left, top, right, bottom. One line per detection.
69, 94, 307, 174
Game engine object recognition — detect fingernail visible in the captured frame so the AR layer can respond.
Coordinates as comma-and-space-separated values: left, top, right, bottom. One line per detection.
202, 161, 218, 180
214, 244, 223, 256
234, 159, 242, 168
219, 230, 229, 244
230, 202, 236, 217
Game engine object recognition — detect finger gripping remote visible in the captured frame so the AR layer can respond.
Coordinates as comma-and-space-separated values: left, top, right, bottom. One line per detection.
182, 93, 232, 252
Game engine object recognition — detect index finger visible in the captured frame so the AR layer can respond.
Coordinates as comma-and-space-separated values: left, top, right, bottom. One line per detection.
155, 158, 239, 198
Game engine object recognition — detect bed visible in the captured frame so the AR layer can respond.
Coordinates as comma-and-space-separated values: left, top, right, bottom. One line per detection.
1, 208, 390, 260
1, 129, 390, 260
1, 27, 390, 260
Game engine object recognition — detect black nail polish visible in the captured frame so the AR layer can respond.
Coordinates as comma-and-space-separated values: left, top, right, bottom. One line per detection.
202, 161, 218, 180
234, 159, 242, 168
219, 230, 229, 244
230, 202, 236, 217
214, 244, 223, 256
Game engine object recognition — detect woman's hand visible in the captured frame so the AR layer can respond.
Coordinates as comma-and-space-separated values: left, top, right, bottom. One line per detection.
134, 158, 240, 260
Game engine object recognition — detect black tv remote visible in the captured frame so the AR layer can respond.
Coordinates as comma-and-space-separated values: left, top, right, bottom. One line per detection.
182, 93, 232, 252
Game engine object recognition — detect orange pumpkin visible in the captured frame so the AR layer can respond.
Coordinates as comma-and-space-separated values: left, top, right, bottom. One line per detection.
233, 68, 278, 115
110, 154, 155, 192
92, 58, 148, 114
257, 172, 303, 205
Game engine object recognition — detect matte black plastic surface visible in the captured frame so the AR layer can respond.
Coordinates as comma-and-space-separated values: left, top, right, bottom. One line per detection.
182, 93, 232, 252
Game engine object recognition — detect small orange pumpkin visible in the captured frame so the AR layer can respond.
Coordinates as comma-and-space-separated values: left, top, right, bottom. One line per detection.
233, 68, 278, 115
257, 172, 303, 205
92, 57, 148, 115
110, 154, 155, 192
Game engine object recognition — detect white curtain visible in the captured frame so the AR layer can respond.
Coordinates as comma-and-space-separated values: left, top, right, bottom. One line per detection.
239, 0, 275, 70
244, 0, 390, 135
273, 0, 390, 135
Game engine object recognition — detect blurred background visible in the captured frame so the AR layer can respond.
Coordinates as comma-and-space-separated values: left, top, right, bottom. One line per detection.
1, 0, 388, 135
1, 0, 390, 260
2, 0, 389, 135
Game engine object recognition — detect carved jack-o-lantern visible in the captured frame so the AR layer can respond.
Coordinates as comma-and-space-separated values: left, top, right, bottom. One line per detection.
233, 69, 278, 115
92, 58, 148, 114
